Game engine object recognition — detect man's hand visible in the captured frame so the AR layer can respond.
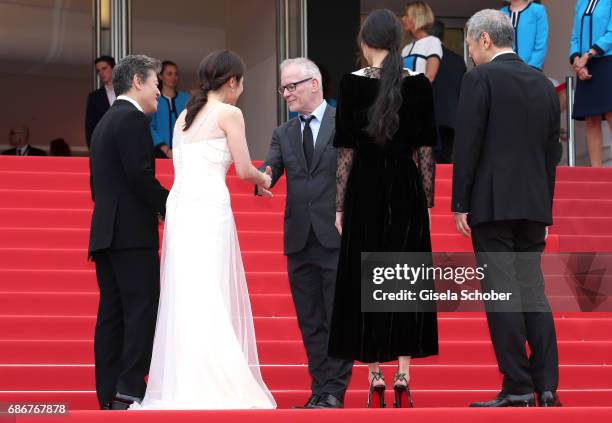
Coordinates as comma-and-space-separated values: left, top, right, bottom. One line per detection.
335, 211, 343, 235
256, 185, 273, 198
454, 212, 471, 237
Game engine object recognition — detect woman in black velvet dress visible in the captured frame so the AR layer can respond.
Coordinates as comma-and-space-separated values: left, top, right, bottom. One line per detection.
328, 9, 438, 408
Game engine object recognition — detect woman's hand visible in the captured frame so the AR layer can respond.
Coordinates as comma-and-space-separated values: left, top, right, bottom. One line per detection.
577, 66, 592, 81
335, 211, 344, 236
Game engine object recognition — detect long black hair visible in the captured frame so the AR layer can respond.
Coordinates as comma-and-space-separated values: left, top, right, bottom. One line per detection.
184, 50, 245, 130
358, 9, 404, 144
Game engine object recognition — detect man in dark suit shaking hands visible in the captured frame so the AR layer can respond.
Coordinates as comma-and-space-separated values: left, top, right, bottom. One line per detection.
452, 10, 562, 408
88, 55, 169, 410
257, 58, 352, 409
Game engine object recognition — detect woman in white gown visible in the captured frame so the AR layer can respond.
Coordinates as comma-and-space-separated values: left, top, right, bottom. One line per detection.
132, 50, 276, 410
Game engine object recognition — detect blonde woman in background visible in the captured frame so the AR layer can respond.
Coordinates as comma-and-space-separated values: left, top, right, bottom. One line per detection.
401, 1, 442, 82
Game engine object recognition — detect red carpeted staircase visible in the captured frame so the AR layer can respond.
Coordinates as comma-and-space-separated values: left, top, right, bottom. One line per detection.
1, 156, 611, 422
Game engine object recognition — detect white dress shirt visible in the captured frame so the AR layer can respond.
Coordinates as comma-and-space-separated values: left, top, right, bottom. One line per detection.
105, 84, 116, 106
299, 100, 327, 147
116, 95, 144, 113
490, 50, 515, 62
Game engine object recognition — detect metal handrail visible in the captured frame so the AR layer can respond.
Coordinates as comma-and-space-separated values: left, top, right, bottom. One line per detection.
566, 76, 576, 167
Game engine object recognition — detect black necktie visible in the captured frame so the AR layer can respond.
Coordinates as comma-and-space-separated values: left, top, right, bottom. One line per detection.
301, 115, 315, 169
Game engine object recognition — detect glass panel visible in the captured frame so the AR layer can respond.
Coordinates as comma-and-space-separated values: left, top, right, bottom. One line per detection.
130, 0, 278, 160
0, 0, 93, 155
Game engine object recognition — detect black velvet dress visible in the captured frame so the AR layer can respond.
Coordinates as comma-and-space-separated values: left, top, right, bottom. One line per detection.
328, 68, 439, 363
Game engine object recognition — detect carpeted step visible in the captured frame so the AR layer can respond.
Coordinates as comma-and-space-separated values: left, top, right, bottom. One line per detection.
0, 248, 286, 272
1, 315, 610, 342
0, 364, 609, 391
0, 291, 296, 317
5, 189, 612, 218
2, 389, 612, 410
4, 170, 612, 202
0, 339, 609, 365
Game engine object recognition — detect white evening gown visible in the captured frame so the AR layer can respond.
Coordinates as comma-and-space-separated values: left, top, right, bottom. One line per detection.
132, 104, 276, 409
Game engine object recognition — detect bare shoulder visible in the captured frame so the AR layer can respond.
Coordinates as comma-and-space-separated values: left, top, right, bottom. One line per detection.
216, 103, 244, 131
175, 109, 187, 128
217, 103, 243, 119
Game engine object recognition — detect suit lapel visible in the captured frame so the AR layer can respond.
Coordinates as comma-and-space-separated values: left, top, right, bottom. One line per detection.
310, 105, 334, 172
288, 118, 308, 173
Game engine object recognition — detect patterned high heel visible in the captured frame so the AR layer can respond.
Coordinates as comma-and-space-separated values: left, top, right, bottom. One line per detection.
393, 373, 413, 408
367, 370, 386, 408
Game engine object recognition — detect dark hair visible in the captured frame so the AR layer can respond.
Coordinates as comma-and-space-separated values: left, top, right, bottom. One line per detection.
358, 9, 404, 144
158, 60, 178, 90
184, 50, 245, 130
429, 20, 445, 39
94, 55, 115, 68
112, 54, 161, 96
49, 138, 71, 156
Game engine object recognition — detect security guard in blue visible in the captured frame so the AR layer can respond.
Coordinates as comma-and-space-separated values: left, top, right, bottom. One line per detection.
501, 0, 549, 70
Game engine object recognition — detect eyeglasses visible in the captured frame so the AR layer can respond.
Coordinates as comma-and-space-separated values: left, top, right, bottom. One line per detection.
277, 77, 312, 95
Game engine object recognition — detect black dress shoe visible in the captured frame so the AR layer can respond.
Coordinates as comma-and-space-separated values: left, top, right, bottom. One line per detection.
470, 392, 535, 407
538, 391, 562, 407
100, 401, 111, 410
292, 394, 320, 409
110, 392, 142, 410
312, 393, 344, 409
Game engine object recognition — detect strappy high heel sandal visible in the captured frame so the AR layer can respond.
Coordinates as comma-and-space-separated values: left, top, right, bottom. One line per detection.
367, 370, 386, 408
393, 372, 413, 408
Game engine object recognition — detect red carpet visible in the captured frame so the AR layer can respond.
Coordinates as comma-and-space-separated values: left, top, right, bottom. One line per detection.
1, 156, 611, 421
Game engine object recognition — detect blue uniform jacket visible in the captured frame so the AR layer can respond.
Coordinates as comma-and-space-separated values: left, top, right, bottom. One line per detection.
149, 91, 190, 148
570, 0, 612, 63
501, 2, 549, 70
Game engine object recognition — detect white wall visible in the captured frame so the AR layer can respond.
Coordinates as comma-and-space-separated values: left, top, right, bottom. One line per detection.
226, 0, 278, 160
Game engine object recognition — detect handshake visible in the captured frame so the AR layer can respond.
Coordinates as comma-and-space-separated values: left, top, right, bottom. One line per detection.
256, 166, 274, 198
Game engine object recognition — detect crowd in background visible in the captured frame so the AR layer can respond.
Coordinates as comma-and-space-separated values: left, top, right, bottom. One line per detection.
3, 0, 611, 167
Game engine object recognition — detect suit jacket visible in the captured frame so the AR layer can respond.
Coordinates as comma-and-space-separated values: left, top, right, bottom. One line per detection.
452, 53, 561, 227
88, 99, 169, 257
261, 104, 340, 255
432, 45, 466, 129
85, 87, 111, 148
2, 145, 47, 156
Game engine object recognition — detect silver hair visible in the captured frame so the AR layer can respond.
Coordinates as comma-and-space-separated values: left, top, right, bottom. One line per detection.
112, 54, 161, 96
466, 9, 515, 48
280, 58, 322, 84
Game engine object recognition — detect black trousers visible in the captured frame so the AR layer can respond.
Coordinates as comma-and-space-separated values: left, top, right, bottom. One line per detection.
471, 220, 559, 395
435, 125, 455, 164
92, 248, 160, 406
287, 229, 353, 400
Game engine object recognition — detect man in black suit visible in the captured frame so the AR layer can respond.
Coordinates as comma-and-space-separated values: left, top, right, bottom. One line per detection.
257, 58, 352, 409
2, 124, 46, 156
452, 10, 562, 408
88, 54, 169, 410
429, 20, 466, 164
85, 56, 116, 148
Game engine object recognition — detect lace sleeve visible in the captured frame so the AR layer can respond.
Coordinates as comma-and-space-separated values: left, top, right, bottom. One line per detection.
416, 146, 435, 208
336, 147, 354, 212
